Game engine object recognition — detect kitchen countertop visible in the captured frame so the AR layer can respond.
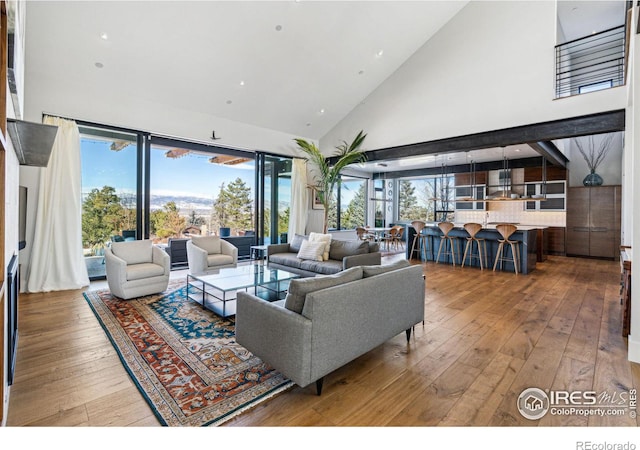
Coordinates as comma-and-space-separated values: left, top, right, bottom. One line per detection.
422, 222, 548, 231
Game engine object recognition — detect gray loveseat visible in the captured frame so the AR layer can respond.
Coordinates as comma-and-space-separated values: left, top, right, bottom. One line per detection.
267, 233, 381, 277
235, 259, 424, 395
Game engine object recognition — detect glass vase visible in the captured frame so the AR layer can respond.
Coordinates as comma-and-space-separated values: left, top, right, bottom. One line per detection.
583, 170, 603, 187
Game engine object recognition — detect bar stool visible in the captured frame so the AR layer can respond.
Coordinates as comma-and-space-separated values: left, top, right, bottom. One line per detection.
409, 220, 429, 261
436, 222, 459, 266
461, 223, 488, 270
493, 223, 521, 274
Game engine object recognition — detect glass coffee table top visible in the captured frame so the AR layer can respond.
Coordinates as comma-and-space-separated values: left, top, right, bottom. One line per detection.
186, 264, 300, 317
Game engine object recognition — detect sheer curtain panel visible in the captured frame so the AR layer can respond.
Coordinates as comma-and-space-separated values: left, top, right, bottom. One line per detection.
288, 158, 308, 238
26, 116, 89, 292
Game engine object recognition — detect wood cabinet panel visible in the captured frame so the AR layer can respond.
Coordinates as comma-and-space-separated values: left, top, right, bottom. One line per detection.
524, 166, 567, 182
566, 186, 621, 259
454, 171, 487, 186
547, 227, 566, 255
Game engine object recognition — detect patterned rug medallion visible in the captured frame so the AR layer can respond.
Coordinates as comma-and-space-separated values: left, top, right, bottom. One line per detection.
84, 283, 294, 426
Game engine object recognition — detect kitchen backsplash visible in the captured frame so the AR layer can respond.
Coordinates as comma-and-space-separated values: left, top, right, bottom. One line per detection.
455, 201, 566, 227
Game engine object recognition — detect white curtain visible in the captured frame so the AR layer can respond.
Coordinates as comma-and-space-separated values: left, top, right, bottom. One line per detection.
288, 158, 309, 237
26, 116, 89, 292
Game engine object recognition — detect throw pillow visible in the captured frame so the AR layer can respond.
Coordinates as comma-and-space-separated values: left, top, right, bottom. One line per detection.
192, 235, 221, 254
361, 259, 411, 278
328, 239, 369, 261
289, 233, 307, 253
296, 240, 325, 261
284, 266, 364, 314
309, 232, 332, 261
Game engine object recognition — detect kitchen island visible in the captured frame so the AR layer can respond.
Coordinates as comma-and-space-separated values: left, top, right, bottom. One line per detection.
405, 223, 544, 274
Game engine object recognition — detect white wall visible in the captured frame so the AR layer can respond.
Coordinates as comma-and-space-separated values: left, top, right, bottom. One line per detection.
320, 1, 627, 151
23, 82, 307, 157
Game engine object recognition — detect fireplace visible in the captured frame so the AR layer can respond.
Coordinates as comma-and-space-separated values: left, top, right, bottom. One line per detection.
7, 254, 18, 385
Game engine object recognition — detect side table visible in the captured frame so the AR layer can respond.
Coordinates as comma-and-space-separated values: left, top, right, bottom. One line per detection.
250, 245, 269, 265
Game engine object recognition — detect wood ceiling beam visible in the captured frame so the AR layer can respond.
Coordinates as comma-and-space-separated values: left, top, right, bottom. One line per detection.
333, 109, 625, 167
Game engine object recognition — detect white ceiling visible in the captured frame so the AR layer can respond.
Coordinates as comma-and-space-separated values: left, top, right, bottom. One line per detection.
25, 0, 467, 140
25, 0, 626, 173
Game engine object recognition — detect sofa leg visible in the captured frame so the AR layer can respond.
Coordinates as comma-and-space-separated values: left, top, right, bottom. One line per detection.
316, 378, 324, 396
406, 328, 412, 342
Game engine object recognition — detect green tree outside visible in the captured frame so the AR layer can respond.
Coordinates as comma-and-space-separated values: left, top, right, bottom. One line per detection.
341, 183, 366, 229
150, 201, 186, 239
212, 178, 254, 234
82, 186, 124, 252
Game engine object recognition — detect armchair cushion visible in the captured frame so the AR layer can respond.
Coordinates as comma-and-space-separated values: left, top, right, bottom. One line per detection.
127, 263, 167, 281
207, 253, 235, 266
284, 266, 363, 314
192, 235, 221, 254
110, 239, 153, 265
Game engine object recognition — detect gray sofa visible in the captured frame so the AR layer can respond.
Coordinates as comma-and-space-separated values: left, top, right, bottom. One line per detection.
267, 233, 381, 277
235, 259, 424, 395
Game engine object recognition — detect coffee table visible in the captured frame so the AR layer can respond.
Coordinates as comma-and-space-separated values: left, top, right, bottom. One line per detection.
186, 265, 300, 317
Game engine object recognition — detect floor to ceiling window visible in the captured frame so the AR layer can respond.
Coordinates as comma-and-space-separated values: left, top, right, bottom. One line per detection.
79, 125, 140, 279
338, 176, 367, 230
398, 175, 454, 223
148, 138, 255, 242
260, 155, 291, 244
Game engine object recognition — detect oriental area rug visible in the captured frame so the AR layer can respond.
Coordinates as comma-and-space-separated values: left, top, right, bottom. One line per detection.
83, 283, 294, 426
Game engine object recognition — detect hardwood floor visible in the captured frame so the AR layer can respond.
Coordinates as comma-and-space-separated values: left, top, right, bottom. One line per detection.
6, 255, 640, 428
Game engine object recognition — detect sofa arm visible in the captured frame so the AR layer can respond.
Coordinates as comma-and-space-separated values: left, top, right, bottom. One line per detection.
236, 291, 313, 387
152, 245, 171, 276
220, 239, 239, 263
267, 243, 290, 258
343, 251, 381, 269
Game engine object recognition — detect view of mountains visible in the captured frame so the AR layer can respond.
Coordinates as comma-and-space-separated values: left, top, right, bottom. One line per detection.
149, 194, 214, 214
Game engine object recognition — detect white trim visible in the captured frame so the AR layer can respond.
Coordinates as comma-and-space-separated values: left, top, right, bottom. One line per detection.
627, 334, 640, 363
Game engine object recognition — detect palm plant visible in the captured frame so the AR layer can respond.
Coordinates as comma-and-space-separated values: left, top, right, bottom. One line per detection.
294, 130, 367, 233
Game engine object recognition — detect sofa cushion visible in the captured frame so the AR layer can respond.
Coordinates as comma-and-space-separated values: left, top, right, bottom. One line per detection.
328, 239, 369, 261
192, 235, 221, 254
289, 233, 307, 253
309, 232, 332, 261
284, 266, 363, 313
111, 239, 153, 265
299, 258, 343, 275
362, 259, 411, 278
269, 253, 305, 270
296, 240, 325, 261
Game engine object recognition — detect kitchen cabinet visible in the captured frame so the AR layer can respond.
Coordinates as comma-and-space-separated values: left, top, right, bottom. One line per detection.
566, 186, 621, 259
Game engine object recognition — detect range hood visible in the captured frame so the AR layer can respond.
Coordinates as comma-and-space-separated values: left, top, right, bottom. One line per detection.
7, 119, 59, 167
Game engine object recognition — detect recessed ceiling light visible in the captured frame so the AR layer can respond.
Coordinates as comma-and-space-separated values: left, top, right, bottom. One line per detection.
275, 25, 283, 31
375, 49, 384, 58
239, 80, 245, 86
95, 62, 104, 68
100, 32, 108, 40
318, 108, 325, 115
306, 122, 311, 127
358, 70, 364, 75
226, 100, 232, 104
514, 148, 521, 152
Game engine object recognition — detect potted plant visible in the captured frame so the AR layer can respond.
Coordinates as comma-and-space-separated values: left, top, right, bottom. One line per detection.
294, 130, 367, 233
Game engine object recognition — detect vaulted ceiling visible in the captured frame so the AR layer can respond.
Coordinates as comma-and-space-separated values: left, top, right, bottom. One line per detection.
24, 1, 627, 171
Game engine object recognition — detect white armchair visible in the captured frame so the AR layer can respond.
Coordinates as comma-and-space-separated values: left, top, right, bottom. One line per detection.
187, 235, 238, 275
104, 239, 170, 300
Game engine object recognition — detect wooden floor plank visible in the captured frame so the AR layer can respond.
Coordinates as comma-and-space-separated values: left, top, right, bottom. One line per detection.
6, 255, 640, 428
